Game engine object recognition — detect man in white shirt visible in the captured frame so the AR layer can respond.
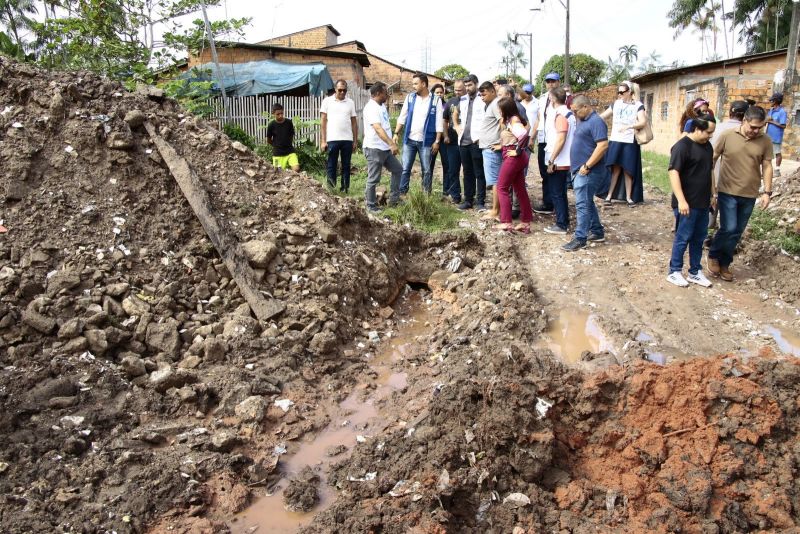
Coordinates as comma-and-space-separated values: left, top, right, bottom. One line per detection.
363, 82, 402, 213
452, 74, 487, 210
320, 80, 358, 193
393, 73, 444, 195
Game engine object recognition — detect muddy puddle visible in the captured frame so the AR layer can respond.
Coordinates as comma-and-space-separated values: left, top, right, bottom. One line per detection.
764, 325, 800, 356
228, 289, 430, 533
537, 309, 614, 363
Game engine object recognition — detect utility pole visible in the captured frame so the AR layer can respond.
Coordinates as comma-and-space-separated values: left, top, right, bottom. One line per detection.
513, 32, 534, 84
783, 0, 800, 96
200, 2, 229, 123
541, 0, 570, 87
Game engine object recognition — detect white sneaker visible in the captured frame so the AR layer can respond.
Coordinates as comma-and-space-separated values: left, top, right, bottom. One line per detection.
687, 271, 713, 287
666, 272, 689, 287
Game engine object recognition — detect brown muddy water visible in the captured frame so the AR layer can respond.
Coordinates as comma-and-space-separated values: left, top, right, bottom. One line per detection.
227, 290, 429, 533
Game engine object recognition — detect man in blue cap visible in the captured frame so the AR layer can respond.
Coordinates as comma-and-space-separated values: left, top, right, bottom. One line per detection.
532, 72, 562, 214
766, 92, 787, 177
519, 83, 539, 179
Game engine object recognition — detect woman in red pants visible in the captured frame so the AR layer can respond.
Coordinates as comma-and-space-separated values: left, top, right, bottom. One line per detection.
495, 96, 533, 233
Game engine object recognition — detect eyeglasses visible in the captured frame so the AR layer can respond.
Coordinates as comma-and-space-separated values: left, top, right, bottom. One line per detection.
618, 89, 629, 94
336, 88, 347, 93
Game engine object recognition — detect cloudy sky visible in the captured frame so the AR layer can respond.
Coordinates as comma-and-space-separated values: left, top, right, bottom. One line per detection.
197, 0, 750, 83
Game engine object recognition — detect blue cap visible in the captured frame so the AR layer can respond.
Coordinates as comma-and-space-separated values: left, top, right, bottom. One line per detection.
522, 83, 534, 93
545, 72, 560, 81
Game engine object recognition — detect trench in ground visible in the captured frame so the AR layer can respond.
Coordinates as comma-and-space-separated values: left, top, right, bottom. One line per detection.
227, 284, 432, 533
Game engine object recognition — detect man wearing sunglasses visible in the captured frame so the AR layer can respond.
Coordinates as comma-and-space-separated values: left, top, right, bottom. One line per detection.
320, 80, 358, 193
707, 105, 773, 282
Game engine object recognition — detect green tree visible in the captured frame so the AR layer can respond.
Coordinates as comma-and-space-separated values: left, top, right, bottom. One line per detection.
637, 50, 663, 74
618, 44, 639, 70
434, 63, 469, 81
731, 0, 792, 53
535, 53, 605, 92
27, 0, 249, 81
604, 56, 628, 85
0, 0, 37, 58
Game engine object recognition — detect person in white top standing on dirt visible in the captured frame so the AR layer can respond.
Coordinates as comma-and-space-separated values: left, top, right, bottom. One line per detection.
362, 82, 403, 213
600, 81, 647, 207
543, 86, 576, 235
320, 80, 358, 193
532, 72, 562, 214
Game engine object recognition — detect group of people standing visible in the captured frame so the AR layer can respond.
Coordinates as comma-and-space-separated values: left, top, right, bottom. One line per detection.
666, 96, 779, 288
267, 74, 784, 287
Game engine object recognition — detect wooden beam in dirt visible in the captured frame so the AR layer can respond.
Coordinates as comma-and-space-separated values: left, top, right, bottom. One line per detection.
144, 122, 285, 322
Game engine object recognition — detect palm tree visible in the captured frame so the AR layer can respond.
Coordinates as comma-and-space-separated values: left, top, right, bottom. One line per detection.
618, 44, 639, 71
0, 0, 38, 58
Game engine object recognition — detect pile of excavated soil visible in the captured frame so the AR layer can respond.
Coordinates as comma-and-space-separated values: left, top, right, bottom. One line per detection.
0, 57, 482, 533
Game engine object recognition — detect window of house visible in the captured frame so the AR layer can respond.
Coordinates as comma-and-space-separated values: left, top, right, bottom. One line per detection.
660, 101, 669, 121
646, 93, 654, 122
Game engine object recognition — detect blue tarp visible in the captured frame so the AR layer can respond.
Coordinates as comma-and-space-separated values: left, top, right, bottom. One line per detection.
185, 60, 334, 97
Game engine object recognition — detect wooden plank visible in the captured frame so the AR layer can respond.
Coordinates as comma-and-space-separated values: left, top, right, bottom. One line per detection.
144, 121, 285, 322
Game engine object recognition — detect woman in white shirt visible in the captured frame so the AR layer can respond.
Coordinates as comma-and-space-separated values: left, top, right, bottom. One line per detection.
599, 81, 647, 207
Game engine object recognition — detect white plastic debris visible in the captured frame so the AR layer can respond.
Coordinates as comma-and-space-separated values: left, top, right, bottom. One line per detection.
64, 145, 74, 153
12, 121, 24, 128
273, 444, 287, 456
535, 397, 553, 419
274, 399, 294, 412
1, 106, 12, 115
388, 480, 421, 497
503, 492, 531, 508
112, 216, 126, 226
368, 331, 380, 344
347, 472, 377, 482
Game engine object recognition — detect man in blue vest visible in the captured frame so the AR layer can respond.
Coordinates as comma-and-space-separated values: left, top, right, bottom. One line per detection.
393, 73, 444, 194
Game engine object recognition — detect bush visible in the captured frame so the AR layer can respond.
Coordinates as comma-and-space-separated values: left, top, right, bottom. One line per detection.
748, 208, 800, 255
383, 189, 462, 233
222, 123, 257, 150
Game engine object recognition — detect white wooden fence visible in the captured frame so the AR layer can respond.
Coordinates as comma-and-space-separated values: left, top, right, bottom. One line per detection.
206, 87, 371, 145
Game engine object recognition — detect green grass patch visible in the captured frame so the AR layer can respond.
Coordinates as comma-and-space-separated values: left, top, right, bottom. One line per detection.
641, 150, 671, 193
747, 208, 800, 255
311, 150, 465, 233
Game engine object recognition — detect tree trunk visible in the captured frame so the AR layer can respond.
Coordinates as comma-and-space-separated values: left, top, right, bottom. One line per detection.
720, 0, 730, 58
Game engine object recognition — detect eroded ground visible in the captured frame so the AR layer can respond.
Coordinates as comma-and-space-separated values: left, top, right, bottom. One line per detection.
1, 57, 799, 534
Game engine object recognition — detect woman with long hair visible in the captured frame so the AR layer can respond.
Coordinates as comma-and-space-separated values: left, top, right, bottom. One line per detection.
494, 96, 533, 233
599, 81, 647, 207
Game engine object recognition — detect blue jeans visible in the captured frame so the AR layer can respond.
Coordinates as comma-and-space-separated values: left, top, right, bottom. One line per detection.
442, 142, 462, 201
537, 142, 553, 209
709, 192, 756, 267
326, 140, 353, 191
572, 170, 604, 240
670, 208, 709, 275
548, 168, 570, 229
482, 148, 502, 187
459, 142, 485, 206
400, 140, 432, 194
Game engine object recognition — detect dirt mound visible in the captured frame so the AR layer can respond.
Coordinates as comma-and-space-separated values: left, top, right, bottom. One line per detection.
311, 346, 800, 532
0, 57, 480, 533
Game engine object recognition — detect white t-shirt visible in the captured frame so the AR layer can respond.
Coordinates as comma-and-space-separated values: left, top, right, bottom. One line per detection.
608, 99, 644, 144
398, 93, 444, 143
320, 95, 356, 142
478, 98, 502, 149
521, 98, 539, 134
536, 93, 551, 142
362, 99, 391, 151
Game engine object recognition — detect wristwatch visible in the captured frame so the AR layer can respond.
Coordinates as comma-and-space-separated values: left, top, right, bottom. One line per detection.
764, 191, 773, 196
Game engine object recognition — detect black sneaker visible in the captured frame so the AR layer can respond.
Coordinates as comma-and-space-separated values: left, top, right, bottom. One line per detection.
387, 199, 404, 208
367, 206, 381, 214
562, 238, 587, 251
511, 209, 521, 220
457, 201, 473, 210
476, 203, 487, 212
587, 233, 606, 243
533, 204, 554, 214
543, 224, 568, 235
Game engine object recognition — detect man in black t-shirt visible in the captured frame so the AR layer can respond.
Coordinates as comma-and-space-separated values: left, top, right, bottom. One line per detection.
666, 116, 716, 288
266, 103, 300, 172
442, 80, 465, 203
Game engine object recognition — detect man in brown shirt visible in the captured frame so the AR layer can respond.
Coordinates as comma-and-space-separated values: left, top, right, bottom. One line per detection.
708, 106, 773, 281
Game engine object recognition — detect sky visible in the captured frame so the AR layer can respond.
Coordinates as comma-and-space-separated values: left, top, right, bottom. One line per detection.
193, 0, 749, 84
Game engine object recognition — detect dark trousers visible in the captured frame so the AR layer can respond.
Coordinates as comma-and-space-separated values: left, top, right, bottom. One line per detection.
709, 193, 756, 267
548, 168, 570, 229
670, 208, 709, 275
459, 142, 485, 206
537, 142, 553, 209
326, 140, 353, 191
442, 142, 462, 201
